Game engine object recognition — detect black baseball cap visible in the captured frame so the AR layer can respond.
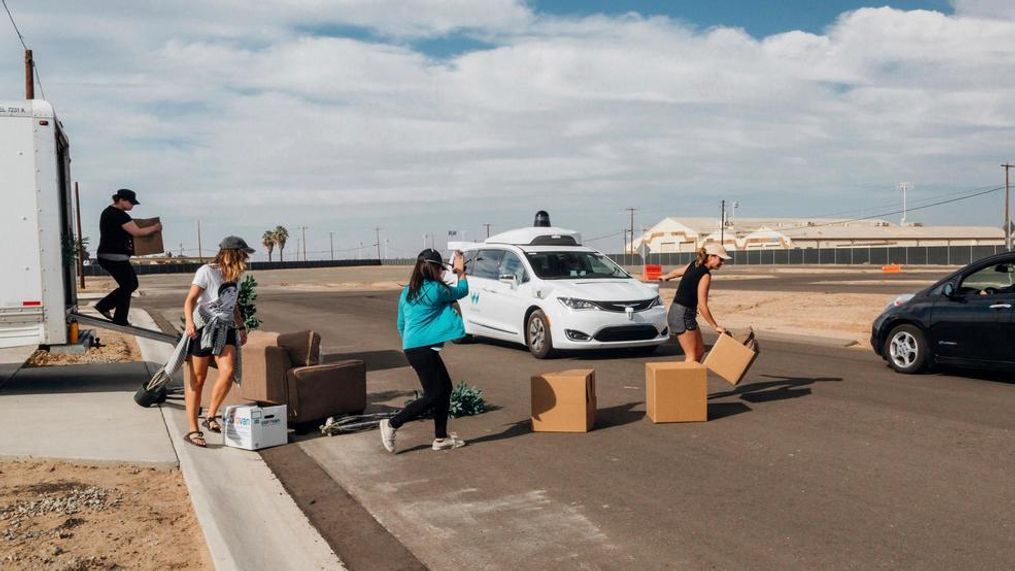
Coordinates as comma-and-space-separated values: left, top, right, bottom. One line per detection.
419, 248, 443, 265
219, 235, 256, 254
113, 188, 139, 205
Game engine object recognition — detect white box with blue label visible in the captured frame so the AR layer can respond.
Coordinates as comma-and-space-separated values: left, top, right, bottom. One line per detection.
223, 404, 288, 450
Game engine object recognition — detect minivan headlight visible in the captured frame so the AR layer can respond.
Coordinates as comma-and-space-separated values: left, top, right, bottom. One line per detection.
557, 297, 599, 311
648, 296, 663, 309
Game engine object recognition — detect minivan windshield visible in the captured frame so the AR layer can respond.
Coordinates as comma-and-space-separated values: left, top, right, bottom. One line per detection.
524, 251, 631, 280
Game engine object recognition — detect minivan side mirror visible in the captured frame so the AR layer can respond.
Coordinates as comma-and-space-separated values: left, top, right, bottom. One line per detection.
499, 273, 518, 286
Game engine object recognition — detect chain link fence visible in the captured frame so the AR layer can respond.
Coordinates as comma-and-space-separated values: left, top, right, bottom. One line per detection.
609, 245, 1011, 267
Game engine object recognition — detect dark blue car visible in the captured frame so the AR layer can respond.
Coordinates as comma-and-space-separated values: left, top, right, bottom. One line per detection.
872, 252, 1015, 374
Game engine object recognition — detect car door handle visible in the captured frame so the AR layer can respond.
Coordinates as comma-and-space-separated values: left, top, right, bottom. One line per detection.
989, 303, 1012, 309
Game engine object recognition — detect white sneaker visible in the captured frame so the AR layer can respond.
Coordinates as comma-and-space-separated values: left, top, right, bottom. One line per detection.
379, 419, 396, 453
432, 433, 466, 451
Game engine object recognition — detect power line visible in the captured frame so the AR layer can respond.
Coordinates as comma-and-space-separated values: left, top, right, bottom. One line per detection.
2, 0, 26, 49
776, 185, 1004, 235
3, 1, 46, 100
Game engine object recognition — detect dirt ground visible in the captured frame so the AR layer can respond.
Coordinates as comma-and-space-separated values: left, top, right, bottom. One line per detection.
661, 288, 885, 348
0, 460, 210, 570
25, 329, 141, 368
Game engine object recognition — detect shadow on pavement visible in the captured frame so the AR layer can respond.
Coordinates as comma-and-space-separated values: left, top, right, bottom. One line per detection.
708, 402, 752, 420
596, 401, 645, 427
933, 366, 1015, 385
709, 374, 842, 404
323, 350, 407, 372
0, 361, 153, 395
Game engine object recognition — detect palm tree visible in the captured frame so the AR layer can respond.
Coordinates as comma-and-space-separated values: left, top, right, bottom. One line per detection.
262, 230, 276, 262
274, 226, 289, 262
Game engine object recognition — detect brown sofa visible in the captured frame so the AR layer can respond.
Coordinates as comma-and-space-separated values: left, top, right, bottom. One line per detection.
240, 330, 367, 425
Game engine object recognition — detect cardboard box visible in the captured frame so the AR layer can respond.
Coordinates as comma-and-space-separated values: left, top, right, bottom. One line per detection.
223, 404, 288, 450
531, 369, 597, 432
132, 217, 164, 256
703, 332, 758, 386
645, 361, 707, 423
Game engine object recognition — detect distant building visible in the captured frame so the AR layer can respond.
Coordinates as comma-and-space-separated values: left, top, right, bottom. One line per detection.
631, 217, 1004, 253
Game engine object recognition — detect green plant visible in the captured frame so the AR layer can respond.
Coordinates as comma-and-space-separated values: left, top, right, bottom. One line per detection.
404, 380, 487, 418
449, 381, 486, 418
238, 275, 262, 330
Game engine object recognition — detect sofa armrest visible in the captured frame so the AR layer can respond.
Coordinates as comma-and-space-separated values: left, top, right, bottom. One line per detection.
286, 360, 367, 421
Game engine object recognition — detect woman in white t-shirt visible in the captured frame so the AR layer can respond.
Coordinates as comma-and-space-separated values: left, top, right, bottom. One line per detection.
181, 236, 254, 448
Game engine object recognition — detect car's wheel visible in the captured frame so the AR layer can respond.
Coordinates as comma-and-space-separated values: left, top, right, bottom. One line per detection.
526, 310, 555, 359
885, 324, 929, 374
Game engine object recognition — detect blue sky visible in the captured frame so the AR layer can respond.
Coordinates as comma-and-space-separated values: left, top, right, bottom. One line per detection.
532, 0, 954, 37
2, 0, 1014, 259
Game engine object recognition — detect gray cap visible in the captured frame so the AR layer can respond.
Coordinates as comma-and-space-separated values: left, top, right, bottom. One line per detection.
219, 235, 255, 254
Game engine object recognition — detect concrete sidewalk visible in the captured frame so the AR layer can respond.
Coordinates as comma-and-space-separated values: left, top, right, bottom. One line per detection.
0, 358, 178, 466
132, 310, 343, 571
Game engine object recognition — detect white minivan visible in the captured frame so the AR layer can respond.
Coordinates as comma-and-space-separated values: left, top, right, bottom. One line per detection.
455, 223, 669, 358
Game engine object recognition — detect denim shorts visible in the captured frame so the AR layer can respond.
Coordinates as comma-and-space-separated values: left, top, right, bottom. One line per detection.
667, 303, 698, 335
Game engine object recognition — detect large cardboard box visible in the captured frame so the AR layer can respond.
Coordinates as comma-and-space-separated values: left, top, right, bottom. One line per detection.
703, 332, 758, 386
645, 362, 707, 423
531, 369, 597, 432
132, 217, 164, 256
223, 404, 288, 450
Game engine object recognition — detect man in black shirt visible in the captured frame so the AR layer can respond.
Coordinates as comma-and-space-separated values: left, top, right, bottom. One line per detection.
95, 189, 162, 325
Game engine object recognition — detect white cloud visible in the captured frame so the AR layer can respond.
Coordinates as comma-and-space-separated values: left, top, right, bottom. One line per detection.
2, 1, 1014, 257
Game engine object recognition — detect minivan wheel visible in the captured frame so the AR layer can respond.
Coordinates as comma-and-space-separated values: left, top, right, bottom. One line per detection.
526, 310, 555, 359
885, 324, 929, 374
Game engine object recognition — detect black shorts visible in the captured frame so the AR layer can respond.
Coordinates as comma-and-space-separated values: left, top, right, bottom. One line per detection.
188, 328, 238, 358
667, 303, 698, 335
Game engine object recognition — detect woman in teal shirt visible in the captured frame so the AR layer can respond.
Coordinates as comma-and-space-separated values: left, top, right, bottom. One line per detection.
380, 249, 469, 453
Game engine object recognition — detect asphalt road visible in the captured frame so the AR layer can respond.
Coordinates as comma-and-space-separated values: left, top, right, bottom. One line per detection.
141, 285, 1015, 569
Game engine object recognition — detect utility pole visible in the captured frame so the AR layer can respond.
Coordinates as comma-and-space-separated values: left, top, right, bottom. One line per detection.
359, 241, 364, 260
483, 223, 492, 238
625, 208, 637, 253
375, 227, 381, 260
24, 50, 34, 99
328, 232, 334, 260
385, 238, 389, 259
897, 182, 911, 226
74, 182, 85, 289
298, 226, 308, 261
720, 200, 726, 243
1003, 164, 1013, 251
197, 220, 203, 262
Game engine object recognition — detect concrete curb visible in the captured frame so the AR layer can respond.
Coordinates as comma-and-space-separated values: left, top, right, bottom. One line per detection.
133, 309, 344, 571
750, 330, 863, 349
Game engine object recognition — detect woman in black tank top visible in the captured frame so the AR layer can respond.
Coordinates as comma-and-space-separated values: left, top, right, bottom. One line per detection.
659, 244, 732, 362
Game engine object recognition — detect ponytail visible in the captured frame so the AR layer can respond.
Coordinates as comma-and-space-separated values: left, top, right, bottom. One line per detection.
694, 247, 708, 268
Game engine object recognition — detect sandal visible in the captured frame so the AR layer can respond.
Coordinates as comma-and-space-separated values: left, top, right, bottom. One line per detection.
202, 415, 223, 433
183, 431, 206, 448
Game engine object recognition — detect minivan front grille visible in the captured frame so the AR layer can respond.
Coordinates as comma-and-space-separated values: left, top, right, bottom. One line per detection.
593, 299, 657, 313
594, 325, 661, 342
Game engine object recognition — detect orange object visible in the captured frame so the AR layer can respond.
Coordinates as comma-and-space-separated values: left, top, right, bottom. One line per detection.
643, 264, 662, 281
881, 264, 903, 273
68, 319, 79, 344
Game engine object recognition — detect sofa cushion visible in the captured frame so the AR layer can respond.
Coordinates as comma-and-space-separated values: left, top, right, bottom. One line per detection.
277, 330, 321, 367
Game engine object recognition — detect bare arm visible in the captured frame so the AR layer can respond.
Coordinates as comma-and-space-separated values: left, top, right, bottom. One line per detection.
122, 220, 163, 237
696, 274, 725, 334
183, 284, 203, 339
660, 265, 687, 282
234, 304, 248, 345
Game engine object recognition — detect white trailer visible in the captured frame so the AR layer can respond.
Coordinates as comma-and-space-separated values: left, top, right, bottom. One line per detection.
1, 99, 76, 348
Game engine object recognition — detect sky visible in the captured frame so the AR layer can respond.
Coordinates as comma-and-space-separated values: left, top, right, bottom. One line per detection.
2, 0, 1015, 260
